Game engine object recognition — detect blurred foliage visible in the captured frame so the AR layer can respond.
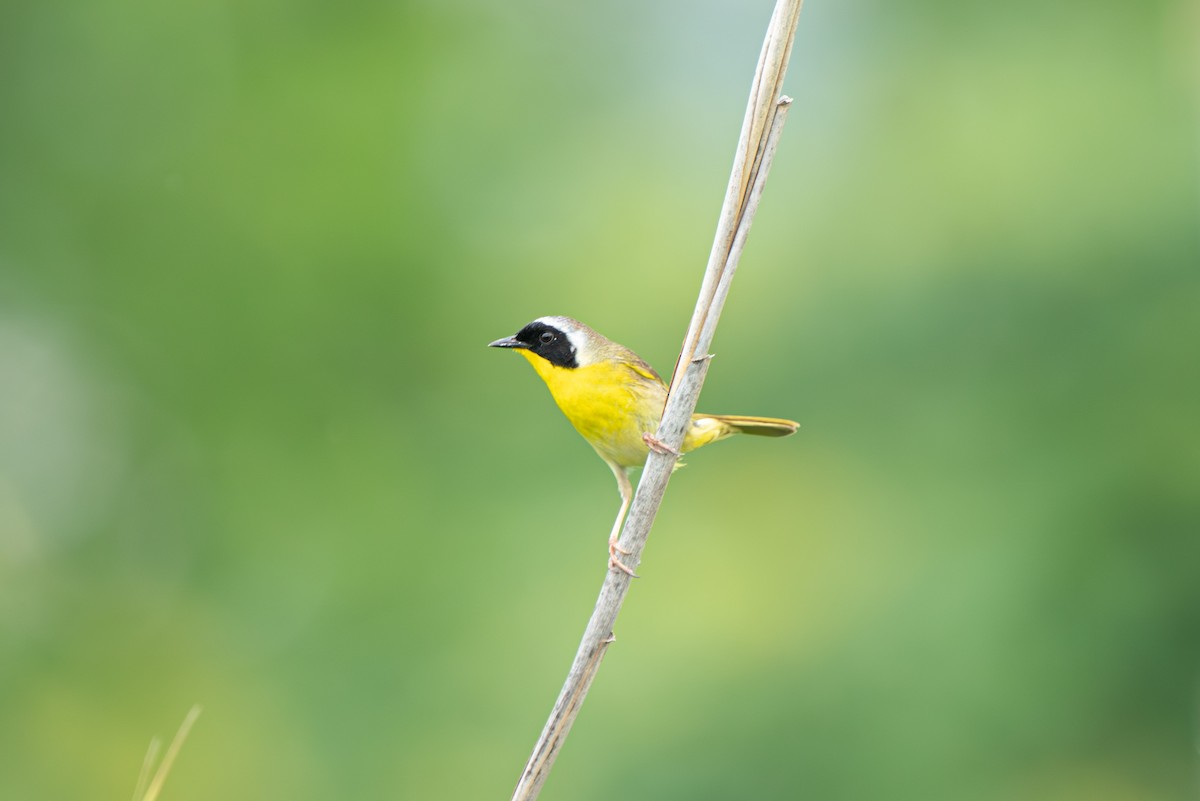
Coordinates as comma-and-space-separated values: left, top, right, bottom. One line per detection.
1, 0, 1198, 799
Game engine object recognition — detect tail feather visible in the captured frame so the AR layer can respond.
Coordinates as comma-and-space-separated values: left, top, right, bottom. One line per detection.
704, 414, 799, 437
683, 413, 799, 453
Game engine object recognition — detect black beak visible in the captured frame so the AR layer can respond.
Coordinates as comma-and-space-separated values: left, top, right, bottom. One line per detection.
488, 335, 527, 349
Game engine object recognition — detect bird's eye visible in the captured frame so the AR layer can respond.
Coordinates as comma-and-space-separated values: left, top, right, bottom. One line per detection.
539, 331, 555, 345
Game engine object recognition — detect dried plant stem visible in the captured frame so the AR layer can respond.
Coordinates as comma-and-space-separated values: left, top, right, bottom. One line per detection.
509, 2, 803, 799
134, 705, 202, 801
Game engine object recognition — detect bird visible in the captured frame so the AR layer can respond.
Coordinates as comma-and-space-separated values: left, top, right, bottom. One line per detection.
489, 316, 798, 575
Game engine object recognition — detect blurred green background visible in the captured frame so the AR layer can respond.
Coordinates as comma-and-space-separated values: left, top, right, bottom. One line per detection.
2, 0, 1198, 799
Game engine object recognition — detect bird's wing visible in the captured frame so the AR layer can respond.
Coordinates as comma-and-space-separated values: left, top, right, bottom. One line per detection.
626, 357, 665, 387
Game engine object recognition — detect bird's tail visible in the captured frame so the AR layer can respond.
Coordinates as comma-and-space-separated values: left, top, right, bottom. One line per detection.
683, 413, 799, 452
706, 414, 799, 437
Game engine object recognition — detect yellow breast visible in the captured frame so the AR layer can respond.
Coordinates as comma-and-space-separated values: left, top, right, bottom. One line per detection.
520, 351, 666, 469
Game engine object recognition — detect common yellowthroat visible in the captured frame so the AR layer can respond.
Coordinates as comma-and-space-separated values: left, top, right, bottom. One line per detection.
490, 316, 798, 574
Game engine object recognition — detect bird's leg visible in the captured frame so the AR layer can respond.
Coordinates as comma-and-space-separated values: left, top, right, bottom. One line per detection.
608, 511, 632, 556
605, 462, 638, 577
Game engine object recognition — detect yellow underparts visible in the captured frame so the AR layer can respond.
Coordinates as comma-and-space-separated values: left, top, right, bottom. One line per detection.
519, 350, 742, 470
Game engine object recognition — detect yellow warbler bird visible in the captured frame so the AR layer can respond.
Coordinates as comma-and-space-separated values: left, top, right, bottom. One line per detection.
490, 316, 798, 574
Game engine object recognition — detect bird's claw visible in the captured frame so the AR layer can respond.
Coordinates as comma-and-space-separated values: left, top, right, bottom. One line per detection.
642, 432, 680, 457
608, 554, 639, 578
608, 538, 639, 577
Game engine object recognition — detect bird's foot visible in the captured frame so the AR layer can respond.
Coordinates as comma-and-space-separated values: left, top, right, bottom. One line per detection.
608, 537, 639, 578
642, 432, 680, 457
608, 555, 639, 578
